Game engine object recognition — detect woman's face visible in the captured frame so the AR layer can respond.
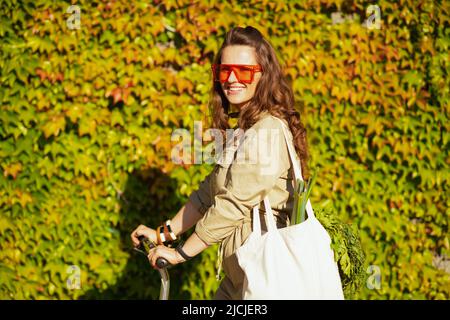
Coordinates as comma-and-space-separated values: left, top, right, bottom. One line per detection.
220, 45, 262, 110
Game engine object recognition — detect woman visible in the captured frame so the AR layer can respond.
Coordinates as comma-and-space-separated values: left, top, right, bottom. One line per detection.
131, 26, 310, 300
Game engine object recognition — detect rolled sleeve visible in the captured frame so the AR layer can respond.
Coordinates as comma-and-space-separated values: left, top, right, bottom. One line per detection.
195, 117, 290, 245
188, 172, 213, 216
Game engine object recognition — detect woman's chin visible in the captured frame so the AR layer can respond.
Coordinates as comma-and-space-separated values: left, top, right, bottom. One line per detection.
227, 96, 248, 105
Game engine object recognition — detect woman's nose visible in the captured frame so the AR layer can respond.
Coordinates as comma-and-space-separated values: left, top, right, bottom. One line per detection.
227, 70, 238, 83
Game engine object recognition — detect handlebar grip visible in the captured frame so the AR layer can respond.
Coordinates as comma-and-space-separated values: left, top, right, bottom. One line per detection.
156, 258, 169, 269
137, 235, 171, 268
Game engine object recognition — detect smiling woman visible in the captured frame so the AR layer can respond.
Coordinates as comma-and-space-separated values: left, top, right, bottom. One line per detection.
208, 27, 309, 180
131, 26, 311, 300
214, 46, 263, 114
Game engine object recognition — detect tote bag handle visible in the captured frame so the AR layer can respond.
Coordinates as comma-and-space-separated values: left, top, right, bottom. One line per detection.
253, 117, 315, 234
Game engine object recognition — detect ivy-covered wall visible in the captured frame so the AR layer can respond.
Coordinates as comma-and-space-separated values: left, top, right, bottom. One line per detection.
0, 0, 448, 299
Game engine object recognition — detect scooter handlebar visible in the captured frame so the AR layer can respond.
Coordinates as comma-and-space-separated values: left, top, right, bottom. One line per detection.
137, 235, 171, 269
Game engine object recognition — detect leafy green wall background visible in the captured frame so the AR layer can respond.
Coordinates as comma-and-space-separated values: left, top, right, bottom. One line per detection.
0, 0, 448, 299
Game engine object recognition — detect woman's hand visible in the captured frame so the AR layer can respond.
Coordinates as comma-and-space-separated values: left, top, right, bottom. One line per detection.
130, 224, 158, 247
148, 245, 185, 269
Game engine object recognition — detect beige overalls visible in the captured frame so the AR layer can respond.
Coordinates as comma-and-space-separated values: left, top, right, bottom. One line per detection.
188, 111, 297, 300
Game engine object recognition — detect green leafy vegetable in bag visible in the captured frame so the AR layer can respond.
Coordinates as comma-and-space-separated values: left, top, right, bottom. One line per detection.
314, 206, 367, 299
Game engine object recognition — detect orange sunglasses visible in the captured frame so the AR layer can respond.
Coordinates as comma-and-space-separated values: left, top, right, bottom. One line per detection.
211, 64, 263, 84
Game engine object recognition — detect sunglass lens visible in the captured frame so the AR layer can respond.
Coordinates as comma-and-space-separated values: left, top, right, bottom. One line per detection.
235, 67, 252, 82
218, 65, 231, 82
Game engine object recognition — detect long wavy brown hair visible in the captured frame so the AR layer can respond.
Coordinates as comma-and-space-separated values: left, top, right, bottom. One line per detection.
208, 26, 310, 181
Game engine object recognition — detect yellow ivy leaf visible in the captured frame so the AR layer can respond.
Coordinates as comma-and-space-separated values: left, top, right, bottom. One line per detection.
42, 115, 66, 138
16, 189, 33, 208
86, 255, 105, 270
78, 118, 97, 136
3, 162, 23, 179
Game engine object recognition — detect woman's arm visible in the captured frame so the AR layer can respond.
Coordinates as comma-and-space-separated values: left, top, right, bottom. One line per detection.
147, 228, 210, 268
134, 173, 214, 267
146, 206, 210, 268
130, 200, 205, 247
163, 200, 211, 260
134, 199, 211, 268
171, 170, 216, 236
170, 199, 204, 237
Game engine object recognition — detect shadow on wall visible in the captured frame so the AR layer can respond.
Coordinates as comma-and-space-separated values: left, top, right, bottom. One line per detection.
79, 167, 198, 300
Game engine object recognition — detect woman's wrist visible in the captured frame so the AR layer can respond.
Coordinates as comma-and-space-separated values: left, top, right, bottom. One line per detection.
174, 248, 186, 263
175, 240, 193, 262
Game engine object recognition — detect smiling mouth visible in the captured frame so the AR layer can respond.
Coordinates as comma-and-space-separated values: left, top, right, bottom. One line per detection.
226, 87, 245, 93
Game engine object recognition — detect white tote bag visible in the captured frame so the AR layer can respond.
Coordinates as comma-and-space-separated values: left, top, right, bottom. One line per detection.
235, 117, 344, 300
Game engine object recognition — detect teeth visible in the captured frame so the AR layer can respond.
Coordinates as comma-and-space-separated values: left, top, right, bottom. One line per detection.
229, 87, 244, 91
